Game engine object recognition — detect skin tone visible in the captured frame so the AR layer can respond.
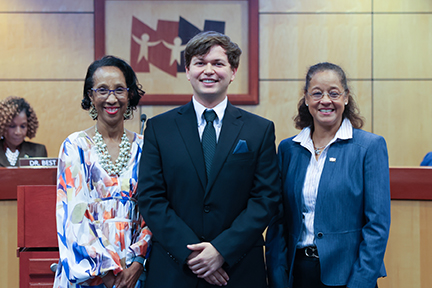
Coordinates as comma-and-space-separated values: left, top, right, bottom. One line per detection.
86, 66, 142, 288
185, 45, 236, 286
86, 66, 134, 163
3, 111, 28, 152
304, 70, 348, 160
186, 45, 237, 108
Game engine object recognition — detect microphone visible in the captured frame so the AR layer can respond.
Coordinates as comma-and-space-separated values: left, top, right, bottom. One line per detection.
140, 114, 147, 135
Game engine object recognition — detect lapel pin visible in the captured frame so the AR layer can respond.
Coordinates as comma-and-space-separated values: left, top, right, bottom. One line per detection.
329, 157, 336, 162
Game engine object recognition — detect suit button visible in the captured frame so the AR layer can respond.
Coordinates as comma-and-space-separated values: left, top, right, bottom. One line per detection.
204, 205, 210, 213
317, 232, 323, 238
200, 236, 206, 241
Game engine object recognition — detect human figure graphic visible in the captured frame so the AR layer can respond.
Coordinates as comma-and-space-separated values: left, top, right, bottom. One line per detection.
132, 33, 161, 62
162, 36, 187, 65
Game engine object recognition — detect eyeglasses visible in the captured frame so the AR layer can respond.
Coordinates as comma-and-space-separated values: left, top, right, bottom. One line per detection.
307, 91, 345, 101
91, 87, 129, 98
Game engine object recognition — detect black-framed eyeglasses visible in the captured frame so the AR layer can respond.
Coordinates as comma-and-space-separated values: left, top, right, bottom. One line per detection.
91, 87, 129, 98
307, 91, 345, 101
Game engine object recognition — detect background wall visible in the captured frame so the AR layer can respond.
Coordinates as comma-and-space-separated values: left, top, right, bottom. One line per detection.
1, 0, 432, 287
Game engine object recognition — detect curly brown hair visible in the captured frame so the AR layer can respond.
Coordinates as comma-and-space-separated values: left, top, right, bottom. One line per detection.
0, 96, 39, 139
294, 62, 364, 130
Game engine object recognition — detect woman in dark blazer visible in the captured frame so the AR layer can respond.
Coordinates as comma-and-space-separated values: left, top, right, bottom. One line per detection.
266, 62, 391, 288
0, 96, 47, 167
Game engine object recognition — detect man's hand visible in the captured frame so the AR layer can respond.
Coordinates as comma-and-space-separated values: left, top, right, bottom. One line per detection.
204, 267, 229, 286
186, 242, 225, 278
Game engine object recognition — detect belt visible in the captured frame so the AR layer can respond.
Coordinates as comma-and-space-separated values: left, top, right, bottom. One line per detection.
298, 246, 319, 258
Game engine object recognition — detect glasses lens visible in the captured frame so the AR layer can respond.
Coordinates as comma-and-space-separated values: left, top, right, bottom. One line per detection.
311, 92, 323, 100
115, 88, 127, 96
97, 88, 109, 96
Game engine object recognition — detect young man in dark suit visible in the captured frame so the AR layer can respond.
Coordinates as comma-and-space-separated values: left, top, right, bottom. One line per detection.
138, 31, 280, 287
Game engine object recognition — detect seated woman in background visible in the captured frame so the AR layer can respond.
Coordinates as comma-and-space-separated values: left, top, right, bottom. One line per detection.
54, 55, 151, 288
266, 62, 391, 288
0, 96, 47, 167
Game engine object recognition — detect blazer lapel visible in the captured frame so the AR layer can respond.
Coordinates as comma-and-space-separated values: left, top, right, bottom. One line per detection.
175, 102, 207, 190
205, 102, 243, 195
315, 143, 343, 210
292, 144, 311, 209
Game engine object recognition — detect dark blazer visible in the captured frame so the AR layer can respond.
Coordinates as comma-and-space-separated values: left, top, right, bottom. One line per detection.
0, 139, 47, 167
138, 101, 280, 288
266, 128, 391, 288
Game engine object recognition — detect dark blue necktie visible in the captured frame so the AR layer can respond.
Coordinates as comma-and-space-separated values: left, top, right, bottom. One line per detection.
202, 110, 217, 181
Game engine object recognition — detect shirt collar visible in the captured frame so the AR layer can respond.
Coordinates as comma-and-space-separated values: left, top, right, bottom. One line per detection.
192, 96, 227, 126
293, 118, 353, 147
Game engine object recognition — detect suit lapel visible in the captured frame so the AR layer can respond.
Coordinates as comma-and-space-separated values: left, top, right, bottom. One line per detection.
293, 144, 311, 209
205, 102, 243, 195
315, 143, 342, 210
175, 102, 207, 190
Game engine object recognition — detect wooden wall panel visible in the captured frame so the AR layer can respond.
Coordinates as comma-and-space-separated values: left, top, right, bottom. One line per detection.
374, 14, 432, 79
259, 0, 371, 13
259, 14, 372, 80
378, 201, 432, 288
0, 201, 19, 288
0, 14, 94, 79
374, 0, 432, 12
374, 81, 432, 166
0, 0, 92, 12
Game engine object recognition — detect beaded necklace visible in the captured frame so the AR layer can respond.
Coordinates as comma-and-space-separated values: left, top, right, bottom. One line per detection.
93, 126, 131, 176
5, 147, 19, 166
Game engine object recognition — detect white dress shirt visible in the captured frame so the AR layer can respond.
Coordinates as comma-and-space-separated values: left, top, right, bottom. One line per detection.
192, 96, 227, 142
293, 118, 353, 248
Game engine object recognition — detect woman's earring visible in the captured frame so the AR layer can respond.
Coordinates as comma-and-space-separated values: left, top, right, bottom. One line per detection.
89, 102, 98, 120
306, 103, 309, 107
345, 102, 348, 105
123, 105, 132, 120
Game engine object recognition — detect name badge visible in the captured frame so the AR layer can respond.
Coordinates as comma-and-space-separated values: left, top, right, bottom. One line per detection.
19, 157, 58, 168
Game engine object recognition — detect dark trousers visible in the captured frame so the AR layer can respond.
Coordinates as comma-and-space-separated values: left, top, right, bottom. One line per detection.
292, 249, 378, 288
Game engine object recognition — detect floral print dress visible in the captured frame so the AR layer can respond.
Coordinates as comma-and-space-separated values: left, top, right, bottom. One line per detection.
54, 131, 151, 288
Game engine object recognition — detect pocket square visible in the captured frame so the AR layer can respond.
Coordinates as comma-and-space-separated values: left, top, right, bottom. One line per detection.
233, 139, 249, 154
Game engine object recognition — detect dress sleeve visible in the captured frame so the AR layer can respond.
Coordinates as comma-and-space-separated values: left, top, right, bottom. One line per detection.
127, 217, 152, 265
56, 136, 123, 285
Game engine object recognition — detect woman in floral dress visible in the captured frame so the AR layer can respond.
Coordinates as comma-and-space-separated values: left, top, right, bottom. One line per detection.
54, 55, 151, 288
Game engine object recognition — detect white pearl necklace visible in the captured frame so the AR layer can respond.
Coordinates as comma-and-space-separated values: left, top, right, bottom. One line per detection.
93, 126, 131, 176
6, 147, 20, 166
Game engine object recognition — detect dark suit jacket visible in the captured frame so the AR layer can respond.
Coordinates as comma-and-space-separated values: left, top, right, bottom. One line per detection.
138, 101, 280, 288
0, 139, 47, 167
266, 128, 391, 288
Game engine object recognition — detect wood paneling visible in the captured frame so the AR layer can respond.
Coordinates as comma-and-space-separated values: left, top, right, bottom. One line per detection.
0, 14, 94, 79
259, 0, 372, 13
259, 14, 372, 79
0, 0, 93, 12
374, 81, 432, 166
378, 201, 432, 288
374, 14, 432, 79
374, 0, 432, 13
0, 201, 19, 288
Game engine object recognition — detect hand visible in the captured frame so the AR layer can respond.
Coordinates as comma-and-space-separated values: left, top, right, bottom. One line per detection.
187, 242, 225, 278
102, 271, 116, 288
204, 267, 229, 286
112, 262, 144, 288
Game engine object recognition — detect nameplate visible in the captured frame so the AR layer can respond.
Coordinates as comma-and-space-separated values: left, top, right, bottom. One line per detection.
19, 157, 58, 168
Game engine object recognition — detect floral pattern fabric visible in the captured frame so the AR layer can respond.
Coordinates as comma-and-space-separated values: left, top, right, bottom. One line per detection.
54, 131, 151, 288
